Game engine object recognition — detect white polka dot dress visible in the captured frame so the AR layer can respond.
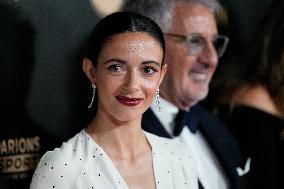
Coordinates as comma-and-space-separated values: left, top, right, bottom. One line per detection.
30, 129, 198, 189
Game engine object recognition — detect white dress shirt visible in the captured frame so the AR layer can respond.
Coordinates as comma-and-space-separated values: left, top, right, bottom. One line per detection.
30, 129, 198, 189
151, 98, 228, 189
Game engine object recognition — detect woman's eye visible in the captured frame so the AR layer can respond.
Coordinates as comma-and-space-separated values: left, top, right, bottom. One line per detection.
143, 66, 158, 76
107, 64, 122, 72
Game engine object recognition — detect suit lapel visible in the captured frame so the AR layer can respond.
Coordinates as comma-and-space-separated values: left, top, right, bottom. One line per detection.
191, 106, 244, 189
142, 109, 172, 138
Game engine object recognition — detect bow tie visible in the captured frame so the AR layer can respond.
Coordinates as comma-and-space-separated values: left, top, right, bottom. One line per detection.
173, 110, 197, 136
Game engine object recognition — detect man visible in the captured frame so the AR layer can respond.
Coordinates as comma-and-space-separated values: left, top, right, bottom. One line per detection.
123, 0, 248, 188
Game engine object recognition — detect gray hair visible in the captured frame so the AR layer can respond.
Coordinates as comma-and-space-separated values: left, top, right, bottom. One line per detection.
122, 0, 223, 32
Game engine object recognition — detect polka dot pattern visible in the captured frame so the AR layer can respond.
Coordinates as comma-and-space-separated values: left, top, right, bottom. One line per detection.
30, 129, 198, 189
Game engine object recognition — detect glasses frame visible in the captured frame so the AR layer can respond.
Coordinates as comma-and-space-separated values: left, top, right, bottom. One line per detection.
164, 33, 229, 57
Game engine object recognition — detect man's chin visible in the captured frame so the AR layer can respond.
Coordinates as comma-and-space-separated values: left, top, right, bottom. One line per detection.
183, 91, 208, 108
190, 83, 209, 99
178, 97, 198, 110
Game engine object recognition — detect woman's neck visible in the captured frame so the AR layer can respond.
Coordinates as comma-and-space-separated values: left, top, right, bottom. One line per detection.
86, 110, 149, 160
232, 84, 282, 117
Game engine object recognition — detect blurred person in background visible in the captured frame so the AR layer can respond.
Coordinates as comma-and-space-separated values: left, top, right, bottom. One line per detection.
212, 0, 284, 188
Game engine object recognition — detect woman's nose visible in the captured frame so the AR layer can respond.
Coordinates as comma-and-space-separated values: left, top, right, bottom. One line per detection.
122, 70, 139, 93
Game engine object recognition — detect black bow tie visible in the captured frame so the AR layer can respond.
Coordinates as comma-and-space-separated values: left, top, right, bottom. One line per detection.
173, 110, 197, 136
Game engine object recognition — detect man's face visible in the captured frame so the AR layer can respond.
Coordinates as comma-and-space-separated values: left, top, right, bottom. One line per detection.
160, 3, 219, 110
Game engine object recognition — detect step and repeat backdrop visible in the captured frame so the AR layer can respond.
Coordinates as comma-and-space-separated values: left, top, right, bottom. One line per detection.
0, 0, 125, 188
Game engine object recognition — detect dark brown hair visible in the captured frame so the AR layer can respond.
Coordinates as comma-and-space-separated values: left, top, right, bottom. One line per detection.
85, 11, 165, 66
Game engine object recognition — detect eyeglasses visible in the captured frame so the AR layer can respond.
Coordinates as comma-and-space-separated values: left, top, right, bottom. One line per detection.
164, 33, 229, 57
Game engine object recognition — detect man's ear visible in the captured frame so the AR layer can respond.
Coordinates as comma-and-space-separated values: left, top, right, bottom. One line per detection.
82, 58, 96, 83
159, 64, 167, 85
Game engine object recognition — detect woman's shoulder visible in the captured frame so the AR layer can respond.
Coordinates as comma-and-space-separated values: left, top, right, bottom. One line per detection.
41, 130, 87, 161
30, 130, 89, 189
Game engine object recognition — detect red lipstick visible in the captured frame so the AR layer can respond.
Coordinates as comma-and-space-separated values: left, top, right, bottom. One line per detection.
116, 96, 143, 106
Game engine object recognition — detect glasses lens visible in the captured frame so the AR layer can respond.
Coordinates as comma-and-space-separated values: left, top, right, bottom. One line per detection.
213, 36, 229, 57
186, 35, 205, 55
166, 33, 229, 57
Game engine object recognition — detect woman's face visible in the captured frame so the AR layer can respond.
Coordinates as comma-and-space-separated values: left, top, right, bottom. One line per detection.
84, 32, 166, 123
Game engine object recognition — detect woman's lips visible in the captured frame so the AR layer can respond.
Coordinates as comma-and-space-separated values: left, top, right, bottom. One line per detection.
116, 96, 143, 106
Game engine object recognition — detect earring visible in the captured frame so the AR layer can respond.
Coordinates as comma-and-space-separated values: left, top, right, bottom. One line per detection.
156, 89, 161, 112
88, 83, 96, 109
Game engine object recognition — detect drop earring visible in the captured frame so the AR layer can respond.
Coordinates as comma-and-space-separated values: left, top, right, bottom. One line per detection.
156, 89, 161, 112
88, 83, 96, 109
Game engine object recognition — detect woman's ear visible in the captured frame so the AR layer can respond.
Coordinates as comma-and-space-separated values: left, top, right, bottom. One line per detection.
82, 58, 96, 83
159, 64, 167, 85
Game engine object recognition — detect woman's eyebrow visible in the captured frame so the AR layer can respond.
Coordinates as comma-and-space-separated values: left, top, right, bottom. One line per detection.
103, 58, 127, 64
142, 60, 161, 67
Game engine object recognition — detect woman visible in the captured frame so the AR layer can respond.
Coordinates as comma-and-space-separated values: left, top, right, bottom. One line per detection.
30, 12, 197, 189
212, 0, 284, 188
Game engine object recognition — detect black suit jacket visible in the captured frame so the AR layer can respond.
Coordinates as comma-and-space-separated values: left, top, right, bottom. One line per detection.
222, 105, 284, 189
142, 105, 248, 189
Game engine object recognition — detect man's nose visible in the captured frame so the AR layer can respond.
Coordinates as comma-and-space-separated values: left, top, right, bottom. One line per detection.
198, 42, 218, 67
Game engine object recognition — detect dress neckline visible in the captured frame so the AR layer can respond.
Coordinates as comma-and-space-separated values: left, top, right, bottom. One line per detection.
81, 129, 158, 189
